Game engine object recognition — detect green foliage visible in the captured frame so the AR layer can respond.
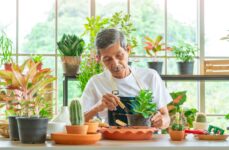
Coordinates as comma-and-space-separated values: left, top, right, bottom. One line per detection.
196, 113, 207, 123
0, 59, 56, 117
172, 42, 198, 62
82, 11, 137, 52
32, 55, 43, 63
168, 91, 187, 114
69, 99, 84, 125
225, 113, 229, 120
57, 34, 85, 56
184, 108, 198, 128
171, 112, 185, 131
0, 31, 13, 65
171, 123, 184, 131
78, 56, 103, 93
131, 90, 157, 118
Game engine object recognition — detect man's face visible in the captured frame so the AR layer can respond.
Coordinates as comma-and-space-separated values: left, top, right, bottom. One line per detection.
99, 42, 129, 78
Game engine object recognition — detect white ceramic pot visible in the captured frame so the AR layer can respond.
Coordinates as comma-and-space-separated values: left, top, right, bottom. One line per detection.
47, 122, 66, 135
193, 121, 208, 130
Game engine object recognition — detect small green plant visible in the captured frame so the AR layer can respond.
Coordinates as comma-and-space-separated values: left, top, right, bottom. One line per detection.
69, 99, 84, 125
131, 90, 157, 118
171, 112, 184, 131
196, 113, 207, 123
32, 55, 43, 63
184, 108, 198, 128
78, 56, 103, 93
0, 31, 13, 65
57, 34, 85, 56
82, 11, 138, 52
225, 113, 229, 120
172, 41, 198, 62
144, 35, 172, 61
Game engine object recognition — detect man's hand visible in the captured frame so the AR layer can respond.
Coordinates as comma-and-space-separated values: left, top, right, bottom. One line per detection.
98, 93, 120, 111
151, 106, 170, 129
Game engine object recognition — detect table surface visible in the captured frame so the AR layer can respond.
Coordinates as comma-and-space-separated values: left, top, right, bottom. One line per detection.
0, 134, 229, 150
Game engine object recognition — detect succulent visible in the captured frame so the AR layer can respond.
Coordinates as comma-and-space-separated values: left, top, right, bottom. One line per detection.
57, 34, 84, 56
69, 99, 84, 125
131, 90, 157, 119
196, 113, 207, 123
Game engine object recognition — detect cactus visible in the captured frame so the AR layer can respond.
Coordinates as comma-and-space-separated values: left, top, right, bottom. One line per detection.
196, 113, 207, 123
69, 99, 84, 125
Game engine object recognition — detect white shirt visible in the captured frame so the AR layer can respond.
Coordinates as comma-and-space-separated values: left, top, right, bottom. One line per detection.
81, 67, 172, 123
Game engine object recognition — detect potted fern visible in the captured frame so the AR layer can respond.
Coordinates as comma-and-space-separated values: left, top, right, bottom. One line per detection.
0, 31, 13, 71
172, 42, 198, 75
144, 35, 172, 74
0, 58, 56, 143
65, 99, 88, 134
169, 112, 185, 141
127, 90, 157, 127
57, 34, 85, 76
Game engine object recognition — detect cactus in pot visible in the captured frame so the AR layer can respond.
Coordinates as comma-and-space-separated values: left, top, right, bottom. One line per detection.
65, 99, 88, 134
193, 113, 208, 130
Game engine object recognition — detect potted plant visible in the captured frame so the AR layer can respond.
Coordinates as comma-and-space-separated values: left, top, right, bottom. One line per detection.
57, 34, 85, 76
0, 58, 56, 143
31, 55, 43, 71
127, 90, 157, 127
193, 113, 208, 130
172, 42, 198, 75
65, 99, 88, 134
144, 35, 172, 74
169, 112, 185, 141
0, 31, 13, 71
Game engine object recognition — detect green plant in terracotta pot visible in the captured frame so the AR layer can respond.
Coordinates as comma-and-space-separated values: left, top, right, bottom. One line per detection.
66, 99, 88, 134
169, 112, 185, 141
57, 34, 85, 76
0, 58, 56, 143
172, 41, 198, 75
128, 90, 157, 127
0, 31, 13, 71
144, 35, 172, 74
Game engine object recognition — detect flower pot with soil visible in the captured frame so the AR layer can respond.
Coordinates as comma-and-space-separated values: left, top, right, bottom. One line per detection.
169, 112, 185, 141
66, 99, 88, 134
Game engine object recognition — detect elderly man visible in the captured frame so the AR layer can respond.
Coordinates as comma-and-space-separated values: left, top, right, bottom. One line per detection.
81, 28, 172, 129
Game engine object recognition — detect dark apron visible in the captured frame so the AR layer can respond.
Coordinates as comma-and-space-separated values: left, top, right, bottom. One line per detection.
108, 96, 135, 126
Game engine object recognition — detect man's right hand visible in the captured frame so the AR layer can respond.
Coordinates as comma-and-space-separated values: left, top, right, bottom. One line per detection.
97, 93, 120, 111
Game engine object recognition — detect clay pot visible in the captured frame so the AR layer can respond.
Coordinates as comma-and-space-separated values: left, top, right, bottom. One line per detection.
85, 122, 99, 134
169, 129, 185, 141
65, 125, 88, 134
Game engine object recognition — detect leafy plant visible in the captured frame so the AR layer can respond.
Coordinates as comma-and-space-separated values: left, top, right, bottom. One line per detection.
57, 34, 85, 56
171, 112, 184, 131
184, 108, 198, 128
0, 31, 13, 65
144, 35, 172, 61
172, 41, 198, 62
0, 58, 56, 117
32, 55, 43, 63
82, 11, 138, 52
225, 113, 229, 120
78, 56, 103, 93
131, 90, 157, 118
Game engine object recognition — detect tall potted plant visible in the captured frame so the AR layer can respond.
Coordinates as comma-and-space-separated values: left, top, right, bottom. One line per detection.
127, 90, 157, 127
0, 31, 13, 71
57, 34, 85, 76
0, 58, 56, 143
144, 35, 172, 74
169, 112, 185, 141
172, 42, 198, 75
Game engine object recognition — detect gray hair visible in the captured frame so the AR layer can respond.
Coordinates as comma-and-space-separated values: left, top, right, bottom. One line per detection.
95, 28, 127, 55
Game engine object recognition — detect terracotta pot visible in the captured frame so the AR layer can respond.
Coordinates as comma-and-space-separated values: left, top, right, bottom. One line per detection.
169, 129, 185, 141
65, 125, 88, 134
85, 122, 99, 134
61, 56, 81, 76
4, 63, 12, 71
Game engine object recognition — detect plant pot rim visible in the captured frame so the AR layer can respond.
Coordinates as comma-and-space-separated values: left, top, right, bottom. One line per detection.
16, 117, 48, 120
